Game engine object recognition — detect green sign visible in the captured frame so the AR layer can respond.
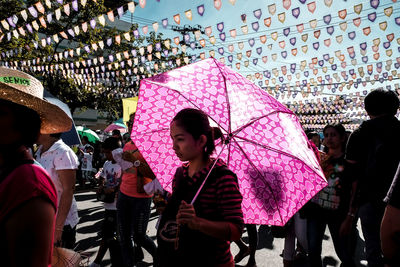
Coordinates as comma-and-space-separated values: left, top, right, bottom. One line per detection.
0, 76, 30, 86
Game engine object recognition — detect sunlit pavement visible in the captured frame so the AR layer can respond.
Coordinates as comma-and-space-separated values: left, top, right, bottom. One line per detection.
75, 190, 367, 267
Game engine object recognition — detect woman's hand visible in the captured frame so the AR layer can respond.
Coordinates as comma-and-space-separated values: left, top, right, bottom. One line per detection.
103, 187, 114, 194
176, 200, 198, 230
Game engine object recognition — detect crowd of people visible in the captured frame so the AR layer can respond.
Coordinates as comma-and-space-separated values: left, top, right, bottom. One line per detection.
1, 67, 400, 267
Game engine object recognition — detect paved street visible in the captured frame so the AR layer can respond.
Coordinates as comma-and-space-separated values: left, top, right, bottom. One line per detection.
74, 190, 368, 267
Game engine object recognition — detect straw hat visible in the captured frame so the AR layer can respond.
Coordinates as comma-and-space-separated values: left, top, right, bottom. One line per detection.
0, 67, 72, 134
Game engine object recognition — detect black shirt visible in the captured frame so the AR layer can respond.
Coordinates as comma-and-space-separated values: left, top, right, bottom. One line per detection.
345, 115, 400, 204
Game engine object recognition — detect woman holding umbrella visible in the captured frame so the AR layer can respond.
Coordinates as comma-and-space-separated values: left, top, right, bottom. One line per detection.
157, 108, 244, 267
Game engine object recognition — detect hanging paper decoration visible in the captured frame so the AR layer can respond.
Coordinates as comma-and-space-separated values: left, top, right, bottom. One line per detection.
370, 0, 379, 9
307, 2, 316, 13
64, 4, 70, 16
253, 9, 262, 19
98, 15, 105, 26
185, 10, 192, 20
1, 20, 9, 31
297, 24, 304, 33
142, 25, 148, 35
338, 9, 347, 19
327, 26, 334, 35
252, 22, 259, 31
28, 6, 38, 18
123, 32, 131, 41
292, 7, 300, 19
152, 22, 159, 32
229, 0, 236, 5
268, 4, 276, 15
35, 2, 45, 14
21, 10, 28, 21
241, 25, 248, 34
32, 20, 39, 31
90, 19, 96, 29
204, 26, 212, 37
325, 0, 333, 7
139, 0, 146, 8
278, 12, 285, 23
260, 35, 267, 44
230, 29, 237, 38
248, 38, 255, 47
214, 0, 222, 11
128, 2, 135, 13
339, 22, 347, 31
72, 0, 78, 12
55, 8, 61, 20
384, 7, 393, 17
324, 39, 331, 46
107, 11, 115, 22
219, 32, 226, 41
162, 18, 168, 28
379, 22, 387, 31
324, 14, 331, 24
368, 12, 376, 22
214, 22, 223, 33
117, 6, 124, 18
197, 5, 205, 16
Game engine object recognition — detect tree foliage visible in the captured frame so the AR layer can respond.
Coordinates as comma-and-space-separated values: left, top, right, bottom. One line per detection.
0, 0, 192, 122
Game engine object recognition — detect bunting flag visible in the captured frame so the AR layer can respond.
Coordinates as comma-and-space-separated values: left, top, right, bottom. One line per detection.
1, 0, 399, 128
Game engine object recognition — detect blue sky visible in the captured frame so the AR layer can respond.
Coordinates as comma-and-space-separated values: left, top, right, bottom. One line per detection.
121, 0, 400, 105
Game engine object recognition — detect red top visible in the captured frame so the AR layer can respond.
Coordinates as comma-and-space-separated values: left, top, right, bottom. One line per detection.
120, 141, 153, 198
0, 163, 57, 267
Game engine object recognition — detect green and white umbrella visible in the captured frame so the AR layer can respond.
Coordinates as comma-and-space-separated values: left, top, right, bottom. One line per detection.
76, 126, 100, 143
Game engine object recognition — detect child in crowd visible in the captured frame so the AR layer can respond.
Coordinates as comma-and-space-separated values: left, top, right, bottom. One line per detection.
90, 137, 122, 267
80, 145, 96, 187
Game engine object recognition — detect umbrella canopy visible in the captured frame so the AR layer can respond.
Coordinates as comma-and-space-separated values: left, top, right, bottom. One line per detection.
104, 118, 127, 133
76, 126, 100, 143
132, 58, 327, 226
43, 90, 81, 146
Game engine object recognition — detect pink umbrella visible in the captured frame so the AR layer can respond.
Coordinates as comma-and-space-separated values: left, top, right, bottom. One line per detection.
131, 58, 327, 226
104, 119, 127, 133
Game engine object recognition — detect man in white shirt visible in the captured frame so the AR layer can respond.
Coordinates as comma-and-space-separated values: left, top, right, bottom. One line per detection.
36, 133, 79, 249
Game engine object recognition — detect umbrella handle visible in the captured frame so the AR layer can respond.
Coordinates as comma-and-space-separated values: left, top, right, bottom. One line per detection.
190, 145, 226, 205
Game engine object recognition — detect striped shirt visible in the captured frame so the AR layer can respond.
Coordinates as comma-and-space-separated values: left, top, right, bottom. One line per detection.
173, 159, 244, 266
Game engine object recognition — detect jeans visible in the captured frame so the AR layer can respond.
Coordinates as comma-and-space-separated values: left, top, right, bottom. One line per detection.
117, 192, 157, 267
307, 210, 356, 267
284, 213, 308, 260
358, 202, 385, 267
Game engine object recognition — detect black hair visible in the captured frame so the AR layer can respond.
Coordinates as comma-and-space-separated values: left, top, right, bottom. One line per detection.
172, 108, 224, 160
307, 131, 319, 140
49, 133, 62, 139
364, 89, 399, 117
112, 129, 121, 136
81, 136, 89, 142
0, 99, 41, 147
323, 123, 347, 152
102, 137, 122, 151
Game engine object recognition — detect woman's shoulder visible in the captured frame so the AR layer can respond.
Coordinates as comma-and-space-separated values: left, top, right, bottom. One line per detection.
123, 141, 137, 151
0, 163, 57, 221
